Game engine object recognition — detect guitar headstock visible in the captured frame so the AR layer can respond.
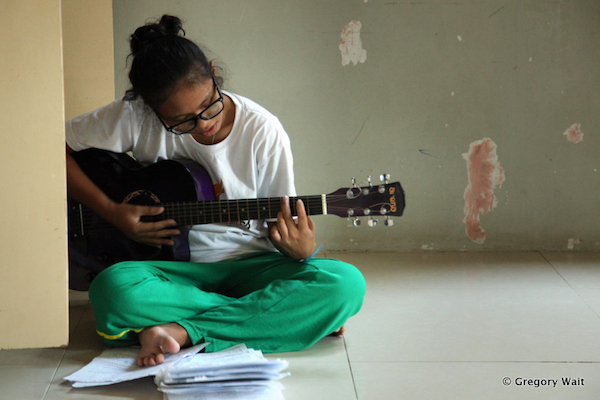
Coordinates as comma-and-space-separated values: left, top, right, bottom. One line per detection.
326, 174, 405, 227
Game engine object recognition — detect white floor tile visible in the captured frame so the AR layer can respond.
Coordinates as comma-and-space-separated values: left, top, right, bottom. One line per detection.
0, 366, 58, 400
282, 362, 357, 400
331, 252, 569, 290
0, 347, 64, 368
542, 252, 600, 289
45, 376, 162, 400
573, 289, 600, 318
353, 361, 600, 400
345, 287, 600, 362
268, 336, 349, 364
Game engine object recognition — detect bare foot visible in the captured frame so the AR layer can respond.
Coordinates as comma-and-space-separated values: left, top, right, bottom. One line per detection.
329, 325, 346, 337
137, 323, 191, 367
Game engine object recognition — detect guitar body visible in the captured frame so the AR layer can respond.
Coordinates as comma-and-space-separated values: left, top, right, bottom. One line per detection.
68, 149, 215, 287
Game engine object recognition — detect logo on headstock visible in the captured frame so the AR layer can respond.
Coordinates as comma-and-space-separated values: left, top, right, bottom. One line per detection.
389, 186, 397, 213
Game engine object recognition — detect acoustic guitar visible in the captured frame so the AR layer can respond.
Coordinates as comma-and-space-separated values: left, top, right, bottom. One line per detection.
68, 148, 405, 275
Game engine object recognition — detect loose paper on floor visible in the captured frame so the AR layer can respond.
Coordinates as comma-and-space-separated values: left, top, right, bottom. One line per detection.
63, 343, 209, 387
64, 343, 289, 400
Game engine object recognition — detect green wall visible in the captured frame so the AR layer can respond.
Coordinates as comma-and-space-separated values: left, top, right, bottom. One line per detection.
113, 0, 600, 252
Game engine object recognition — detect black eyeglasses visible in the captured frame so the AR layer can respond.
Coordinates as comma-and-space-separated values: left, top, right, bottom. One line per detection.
155, 76, 224, 135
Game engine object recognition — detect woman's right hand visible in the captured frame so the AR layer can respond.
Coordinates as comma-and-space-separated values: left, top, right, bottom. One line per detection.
104, 202, 181, 248
66, 147, 180, 248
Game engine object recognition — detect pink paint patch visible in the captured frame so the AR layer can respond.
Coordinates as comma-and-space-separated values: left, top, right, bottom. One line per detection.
339, 21, 367, 66
563, 123, 583, 143
462, 138, 505, 244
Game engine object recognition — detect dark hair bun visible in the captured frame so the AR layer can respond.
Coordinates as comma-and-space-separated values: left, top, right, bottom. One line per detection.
130, 15, 185, 56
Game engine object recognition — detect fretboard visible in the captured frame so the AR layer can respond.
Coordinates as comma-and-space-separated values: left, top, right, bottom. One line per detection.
142, 195, 328, 225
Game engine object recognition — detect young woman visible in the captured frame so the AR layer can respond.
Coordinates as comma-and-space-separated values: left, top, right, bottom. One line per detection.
66, 15, 365, 367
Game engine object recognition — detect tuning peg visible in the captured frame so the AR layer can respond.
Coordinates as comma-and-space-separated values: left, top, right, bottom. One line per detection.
347, 177, 360, 199
384, 216, 394, 226
368, 217, 379, 227
352, 217, 361, 227
380, 173, 391, 184
367, 175, 373, 187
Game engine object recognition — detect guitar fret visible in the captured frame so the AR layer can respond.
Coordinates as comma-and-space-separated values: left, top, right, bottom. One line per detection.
267, 197, 272, 218
181, 203, 187, 225
258, 199, 268, 219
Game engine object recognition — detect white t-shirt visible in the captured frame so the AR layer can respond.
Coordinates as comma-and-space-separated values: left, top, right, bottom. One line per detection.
66, 92, 296, 262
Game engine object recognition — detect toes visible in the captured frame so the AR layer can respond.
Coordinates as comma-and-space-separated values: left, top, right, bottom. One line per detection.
328, 325, 346, 337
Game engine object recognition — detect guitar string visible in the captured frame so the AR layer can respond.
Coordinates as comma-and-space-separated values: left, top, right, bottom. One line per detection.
74, 197, 331, 232
73, 196, 388, 224
73, 194, 390, 223
71, 194, 382, 234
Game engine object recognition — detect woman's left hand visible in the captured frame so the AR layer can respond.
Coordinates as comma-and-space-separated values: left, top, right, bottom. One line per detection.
269, 196, 316, 261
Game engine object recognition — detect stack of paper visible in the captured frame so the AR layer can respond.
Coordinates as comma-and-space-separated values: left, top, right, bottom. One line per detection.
155, 344, 289, 400
63, 343, 289, 399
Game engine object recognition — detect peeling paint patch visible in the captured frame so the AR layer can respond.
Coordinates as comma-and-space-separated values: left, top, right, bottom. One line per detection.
563, 123, 583, 143
339, 21, 367, 66
568, 238, 583, 250
462, 138, 505, 244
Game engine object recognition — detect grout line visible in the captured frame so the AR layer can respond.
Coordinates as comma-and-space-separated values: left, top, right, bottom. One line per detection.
343, 336, 359, 400
538, 251, 574, 288
41, 348, 67, 400
539, 251, 600, 321
41, 294, 92, 399
67, 295, 91, 349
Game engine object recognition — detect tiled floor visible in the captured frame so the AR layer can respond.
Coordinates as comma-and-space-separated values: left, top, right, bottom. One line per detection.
1, 252, 600, 400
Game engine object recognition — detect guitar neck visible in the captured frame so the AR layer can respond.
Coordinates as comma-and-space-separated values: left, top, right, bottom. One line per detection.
145, 195, 327, 225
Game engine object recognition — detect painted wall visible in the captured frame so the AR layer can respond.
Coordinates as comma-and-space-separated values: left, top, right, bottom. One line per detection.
63, 0, 115, 120
0, 0, 68, 349
112, 0, 600, 252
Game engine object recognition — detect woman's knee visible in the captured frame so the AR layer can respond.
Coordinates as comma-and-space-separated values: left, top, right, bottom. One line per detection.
89, 261, 150, 310
312, 259, 366, 313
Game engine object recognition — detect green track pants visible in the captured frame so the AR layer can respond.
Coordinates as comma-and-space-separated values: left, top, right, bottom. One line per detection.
88, 253, 366, 353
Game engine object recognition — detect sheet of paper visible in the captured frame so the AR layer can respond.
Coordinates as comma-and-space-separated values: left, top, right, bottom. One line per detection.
64, 343, 209, 387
